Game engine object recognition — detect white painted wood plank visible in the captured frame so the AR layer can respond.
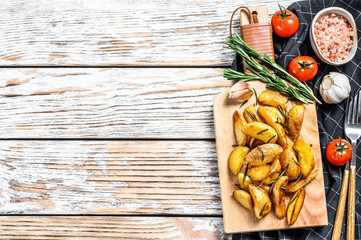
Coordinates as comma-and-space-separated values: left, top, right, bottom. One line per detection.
0, 216, 230, 240
0, 140, 221, 215
0, 0, 293, 66
0, 68, 231, 139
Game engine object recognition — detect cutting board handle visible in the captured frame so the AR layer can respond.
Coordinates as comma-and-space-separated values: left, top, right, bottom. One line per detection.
229, 6, 253, 37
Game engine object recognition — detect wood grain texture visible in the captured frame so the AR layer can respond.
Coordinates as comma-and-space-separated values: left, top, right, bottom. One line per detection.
332, 169, 349, 240
213, 87, 328, 233
0, 216, 230, 239
0, 140, 221, 215
347, 165, 356, 240
0, 68, 231, 139
0, 0, 294, 66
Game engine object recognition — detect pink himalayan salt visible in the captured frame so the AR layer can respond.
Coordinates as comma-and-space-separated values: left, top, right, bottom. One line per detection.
314, 13, 354, 62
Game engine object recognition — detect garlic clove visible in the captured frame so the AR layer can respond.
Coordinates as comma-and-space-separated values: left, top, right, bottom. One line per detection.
229, 82, 254, 102
319, 72, 351, 104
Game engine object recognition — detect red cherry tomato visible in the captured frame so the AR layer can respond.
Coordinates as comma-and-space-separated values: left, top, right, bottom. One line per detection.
271, 5, 299, 38
288, 56, 318, 82
326, 138, 352, 166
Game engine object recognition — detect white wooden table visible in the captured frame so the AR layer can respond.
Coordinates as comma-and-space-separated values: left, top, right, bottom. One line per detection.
0, 0, 293, 238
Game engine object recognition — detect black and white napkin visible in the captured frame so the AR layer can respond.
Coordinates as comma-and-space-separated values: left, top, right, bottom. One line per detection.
232, 0, 361, 239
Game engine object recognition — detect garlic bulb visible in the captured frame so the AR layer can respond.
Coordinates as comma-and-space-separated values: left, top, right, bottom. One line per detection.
319, 72, 351, 104
229, 82, 254, 102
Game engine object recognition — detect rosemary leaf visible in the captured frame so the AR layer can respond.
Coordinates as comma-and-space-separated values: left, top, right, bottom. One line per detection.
269, 164, 289, 195
257, 129, 269, 135
267, 135, 277, 143
291, 157, 302, 168
289, 190, 300, 205
257, 147, 264, 162
292, 174, 303, 186
243, 163, 249, 185
246, 110, 256, 121
259, 201, 268, 217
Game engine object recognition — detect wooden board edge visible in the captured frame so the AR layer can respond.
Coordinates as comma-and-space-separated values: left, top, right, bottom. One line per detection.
213, 88, 329, 234
213, 89, 233, 234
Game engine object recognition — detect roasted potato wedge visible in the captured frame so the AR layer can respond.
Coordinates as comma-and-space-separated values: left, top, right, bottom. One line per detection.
247, 137, 265, 149
238, 172, 252, 190
258, 106, 288, 147
234, 111, 248, 146
248, 164, 271, 181
243, 143, 283, 167
287, 105, 305, 140
260, 185, 270, 192
271, 176, 289, 219
242, 122, 278, 144
261, 158, 282, 185
229, 146, 250, 175
244, 105, 262, 123
233, 189, 253, 210
287, 188, 305, 225
258, 90, 287, 110
294, 138, 315, 177
279, 145, 301, 181
249, 184, 272, 219
285, 168, 318, 192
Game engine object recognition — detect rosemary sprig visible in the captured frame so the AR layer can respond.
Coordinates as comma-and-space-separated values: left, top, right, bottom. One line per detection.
267, 135, 277, 143
292, 174, 303, 186
257, 129, 269, 135
245, 109, 256, 121
224, 32, 321, 104
269, 164, 289, 195
243, 163, 249, 185
257, 147, 264, 162
259, 201, 268, 217
291, 157, 302, 168
277, 105, 289, 125
240, 100, 248, 108
289, 190, 300, 205
280, 186, 289, 190
275, 118, 289, 134
253, 88, 259, 105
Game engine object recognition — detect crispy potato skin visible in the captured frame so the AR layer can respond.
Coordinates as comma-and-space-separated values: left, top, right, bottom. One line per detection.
287, 105, 305, 140
271, 176, 289, 219
238, 172, 252, 190
248, 165, 271, 181
260, 185, 270, 193
258, 106, 288, 147
285, 169, 318, 192
287, 188, 305, 225
242, 122, 278, 144
258, 90, 287, 110
229, 146, 250, 175
261, 158, 282, 185
234, 111, 248, 146
233, 190, 253, 210
248, 184, 272, 219
244, 105, 263, 123
294, 138, 315, 177
247, 137, 265, 149
243, 143, 283, 167
279, 145, 301, 181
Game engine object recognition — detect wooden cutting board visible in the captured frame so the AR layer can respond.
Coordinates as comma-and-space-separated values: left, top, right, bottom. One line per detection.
213, 81, 328, 233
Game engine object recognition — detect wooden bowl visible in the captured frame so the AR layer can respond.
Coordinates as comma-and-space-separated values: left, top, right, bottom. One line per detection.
309, 7, 357, 66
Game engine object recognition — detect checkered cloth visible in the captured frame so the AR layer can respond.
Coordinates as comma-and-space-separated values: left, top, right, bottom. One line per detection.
232, 0, 361, 239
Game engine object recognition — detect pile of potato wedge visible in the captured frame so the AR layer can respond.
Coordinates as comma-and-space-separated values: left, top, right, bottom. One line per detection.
229, 89, 318, 225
